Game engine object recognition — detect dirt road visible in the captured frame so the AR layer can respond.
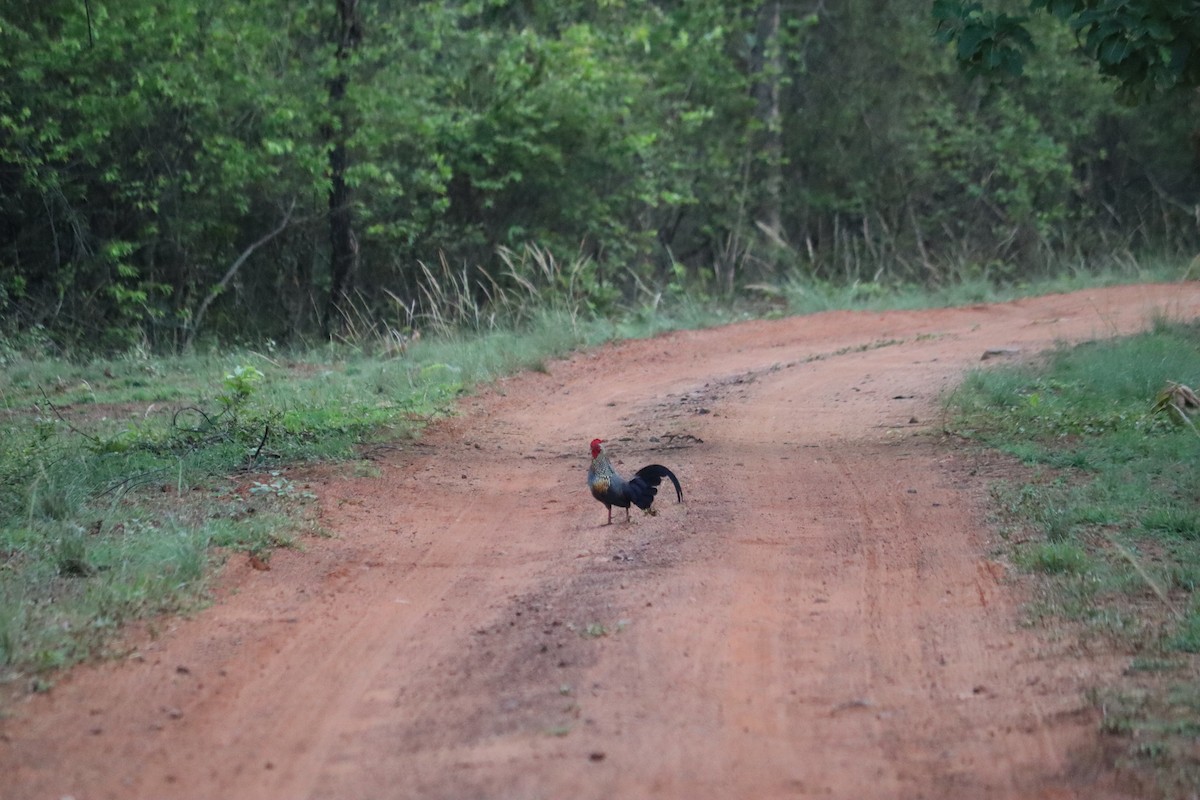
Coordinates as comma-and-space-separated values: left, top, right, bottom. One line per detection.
4, 284, 1198, 799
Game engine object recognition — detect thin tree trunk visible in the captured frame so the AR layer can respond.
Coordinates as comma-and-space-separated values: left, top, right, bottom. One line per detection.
751, 0, 784, 247
184, 199, 295, 350
323, 0, 363, 340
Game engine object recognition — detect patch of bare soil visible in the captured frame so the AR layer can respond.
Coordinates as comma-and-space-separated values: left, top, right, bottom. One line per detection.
4, 284, 1199, 800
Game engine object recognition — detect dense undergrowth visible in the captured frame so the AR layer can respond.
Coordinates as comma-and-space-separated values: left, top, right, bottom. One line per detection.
7, 3, 1199, 352
949, 315, 1200, 798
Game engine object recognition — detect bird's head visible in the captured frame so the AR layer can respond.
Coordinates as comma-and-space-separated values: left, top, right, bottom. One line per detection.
589, 438, 606, 458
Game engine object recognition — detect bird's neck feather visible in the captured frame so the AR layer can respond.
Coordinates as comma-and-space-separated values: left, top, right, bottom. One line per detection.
592, 451, 615, 474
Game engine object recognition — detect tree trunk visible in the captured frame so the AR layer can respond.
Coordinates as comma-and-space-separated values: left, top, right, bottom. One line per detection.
323, 0, 363, 340
751, 0, 784, 248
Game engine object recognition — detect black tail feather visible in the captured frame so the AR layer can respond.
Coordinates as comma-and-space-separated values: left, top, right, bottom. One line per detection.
628, 464, 683, 510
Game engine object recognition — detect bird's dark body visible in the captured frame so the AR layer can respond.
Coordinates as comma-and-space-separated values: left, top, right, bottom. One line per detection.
587, 439, 683, 524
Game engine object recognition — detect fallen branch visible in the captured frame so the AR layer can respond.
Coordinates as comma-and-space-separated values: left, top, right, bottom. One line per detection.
38, 388, 102, 448
1103, 533, 1183, 621
185, 198, 297, 349
1152, 380, 1200, 436
247, 423, 271, 470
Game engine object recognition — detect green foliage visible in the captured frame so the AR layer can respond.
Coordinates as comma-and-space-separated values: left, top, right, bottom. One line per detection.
914, 88, 1076, 254
0, 3, 327, 348
219, 365, 265, 410
933, 0, 1035, 78
0, 1, 1197, 350
937, 0, 1200, 102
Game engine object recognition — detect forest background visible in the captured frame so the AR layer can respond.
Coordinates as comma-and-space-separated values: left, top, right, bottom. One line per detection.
2, 0, 1198, 353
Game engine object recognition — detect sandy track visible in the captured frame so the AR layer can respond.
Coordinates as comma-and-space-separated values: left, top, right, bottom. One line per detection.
4, 284, 1198, 799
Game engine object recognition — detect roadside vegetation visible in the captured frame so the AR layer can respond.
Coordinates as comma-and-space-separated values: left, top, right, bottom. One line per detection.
949, 316, 1200, 798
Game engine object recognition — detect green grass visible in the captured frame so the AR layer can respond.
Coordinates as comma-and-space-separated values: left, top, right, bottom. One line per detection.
780, 254, 1180, 315
1016, 540, 1092, 574
949, 316, 1200, 797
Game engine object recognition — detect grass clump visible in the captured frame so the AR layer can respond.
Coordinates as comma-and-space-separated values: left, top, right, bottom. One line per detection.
1016, 541, 1091, 575
949, 315, 1200, 796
